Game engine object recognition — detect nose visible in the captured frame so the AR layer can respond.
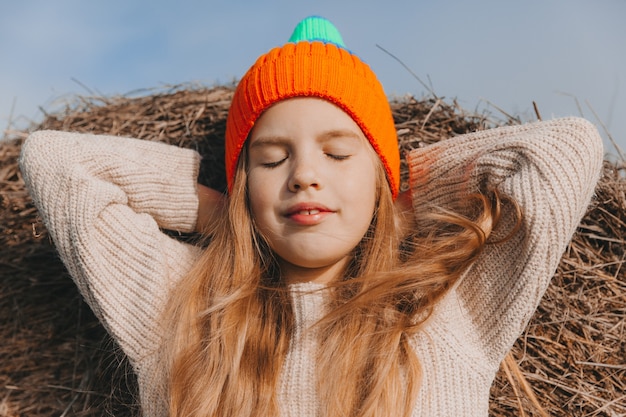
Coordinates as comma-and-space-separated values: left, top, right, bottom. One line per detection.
287, 156, 321, 192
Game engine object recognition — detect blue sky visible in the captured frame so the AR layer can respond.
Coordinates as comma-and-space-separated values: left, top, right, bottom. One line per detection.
2, 0, 625, 157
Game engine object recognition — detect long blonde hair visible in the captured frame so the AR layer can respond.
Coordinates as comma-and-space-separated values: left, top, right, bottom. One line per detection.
162, 147, 510, 417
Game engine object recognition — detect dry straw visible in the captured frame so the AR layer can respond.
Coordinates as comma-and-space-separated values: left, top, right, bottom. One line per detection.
1, 85, 624, 416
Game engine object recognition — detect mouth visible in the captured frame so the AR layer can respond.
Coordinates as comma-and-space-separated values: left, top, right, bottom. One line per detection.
292, 209, 322, 216
285, 203, 333, 216
284, 203, 334, 225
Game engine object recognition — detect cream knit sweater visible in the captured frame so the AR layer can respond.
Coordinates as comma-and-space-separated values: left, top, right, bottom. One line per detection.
20, 117, 603, 416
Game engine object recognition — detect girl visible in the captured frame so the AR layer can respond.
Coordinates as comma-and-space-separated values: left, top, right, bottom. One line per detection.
20, 16, 603, 417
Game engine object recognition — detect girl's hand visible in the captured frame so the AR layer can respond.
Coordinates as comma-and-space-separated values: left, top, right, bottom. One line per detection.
196, 184, 227, 233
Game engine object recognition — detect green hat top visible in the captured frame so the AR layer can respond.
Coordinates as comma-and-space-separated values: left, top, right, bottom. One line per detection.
288, 16, 346, 49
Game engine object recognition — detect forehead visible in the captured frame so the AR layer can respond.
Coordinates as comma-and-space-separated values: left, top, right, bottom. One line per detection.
249, 97, 366, 142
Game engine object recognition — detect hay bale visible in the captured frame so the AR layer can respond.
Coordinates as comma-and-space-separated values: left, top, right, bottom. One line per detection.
1, 85, 624, 416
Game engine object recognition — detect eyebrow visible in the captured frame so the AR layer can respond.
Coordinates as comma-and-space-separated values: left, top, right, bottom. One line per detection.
248, 136, 289, 149
250, 129, 363, 148
321, 129, 363, 142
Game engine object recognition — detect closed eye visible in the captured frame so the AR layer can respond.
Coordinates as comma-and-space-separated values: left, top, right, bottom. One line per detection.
262, 157, 287, 168
326, 153, 350, 161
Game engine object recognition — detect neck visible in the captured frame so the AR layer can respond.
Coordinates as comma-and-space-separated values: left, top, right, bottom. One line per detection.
279, 258, 348, 285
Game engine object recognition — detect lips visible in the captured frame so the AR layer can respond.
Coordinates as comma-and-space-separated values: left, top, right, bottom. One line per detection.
294, 209, 320, 215
284, 203, 334, 225
285, 202, 332, 215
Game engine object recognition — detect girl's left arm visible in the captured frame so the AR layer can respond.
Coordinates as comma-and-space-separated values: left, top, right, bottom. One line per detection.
406, 117, 604, 368
19, 131, 204, 367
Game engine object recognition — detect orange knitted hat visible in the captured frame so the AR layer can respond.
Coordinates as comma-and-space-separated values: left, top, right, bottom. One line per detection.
225, 16, 400, 198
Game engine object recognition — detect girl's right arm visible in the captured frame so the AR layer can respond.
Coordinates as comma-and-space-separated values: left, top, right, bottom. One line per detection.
19, 130, 205, 366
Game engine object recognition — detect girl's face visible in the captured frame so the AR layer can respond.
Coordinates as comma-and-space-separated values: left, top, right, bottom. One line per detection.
247, 97, 378, 284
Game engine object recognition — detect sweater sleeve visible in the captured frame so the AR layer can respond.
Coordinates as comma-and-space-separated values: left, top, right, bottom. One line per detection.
406, 117, 603, 367
19, 130, 204, 367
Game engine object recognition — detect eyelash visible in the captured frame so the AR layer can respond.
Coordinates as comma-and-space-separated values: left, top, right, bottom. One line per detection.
327, 153, 350, 161
261, 153, 350, 168
262, 158, 287, 168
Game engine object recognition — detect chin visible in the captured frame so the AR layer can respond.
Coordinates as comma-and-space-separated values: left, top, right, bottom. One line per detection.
278, 253, 351, 278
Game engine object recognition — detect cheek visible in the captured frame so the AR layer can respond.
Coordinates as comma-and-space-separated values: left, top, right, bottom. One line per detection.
247, 183, 263, 220
247, 172, 276, 224
339, 165, 378, 224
